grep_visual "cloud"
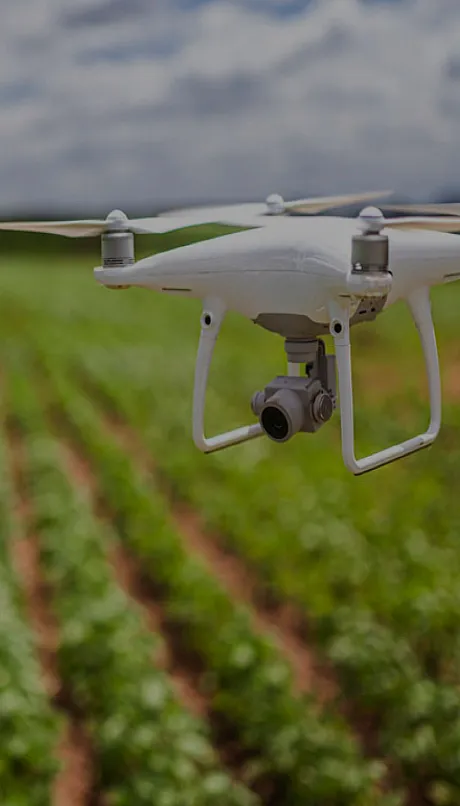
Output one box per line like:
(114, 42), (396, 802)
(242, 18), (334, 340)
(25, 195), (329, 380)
(0, 0), (460, 215)
(61, 0), (152, 28)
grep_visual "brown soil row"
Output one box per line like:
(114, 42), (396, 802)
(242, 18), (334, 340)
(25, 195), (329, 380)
(109, 540), (209, 718)
(69, 380), (334, 694)
(6, 414), (251, 802)
(56, 437), (272, 787)
(6, 425), (97, 806)
(44, 371), (398, 797)
(102, 416), (338, 702)
(59, 438), (211, 720)
(69, 383), (397, 790)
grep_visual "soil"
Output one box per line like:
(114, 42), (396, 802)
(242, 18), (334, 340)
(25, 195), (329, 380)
(6, 426), (96, 806)
(104, 416), (338, 702)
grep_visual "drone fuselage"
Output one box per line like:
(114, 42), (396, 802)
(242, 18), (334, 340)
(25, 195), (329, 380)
(3, 195), (459, 475)
(94, 216), (460, 336)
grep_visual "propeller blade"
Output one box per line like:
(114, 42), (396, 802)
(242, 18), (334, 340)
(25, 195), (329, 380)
(0, 212), (233, 238)
(382, 203), (460, 217)
(0, 194), (397, 240)
(383, 216), (460, 232)
(159, 192), (394, 224)
(0, 220), (108, 237)
(286, 190), (394, 214)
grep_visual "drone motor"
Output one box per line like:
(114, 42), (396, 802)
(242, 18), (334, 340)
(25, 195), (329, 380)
(352, 207), (390, 274)
(102, 230), (135, 269)
(101, 210), (136, 289)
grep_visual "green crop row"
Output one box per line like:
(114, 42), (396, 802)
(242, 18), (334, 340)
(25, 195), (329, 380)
(74, 337), (460, 663)
(7, 259), (459, 666)
(6, 369), (256, 806)
(28, 346), (398, 806)
(4, 258), (460, 803)
(63, 348), (460, 804)
(0, 563), (61, 806)
(0, 409), (61, 805)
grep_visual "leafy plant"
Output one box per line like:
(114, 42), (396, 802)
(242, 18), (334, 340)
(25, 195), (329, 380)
(0, 423), (61, 804)
(9, 372), (255, 806)
(36, 353), (395, 805)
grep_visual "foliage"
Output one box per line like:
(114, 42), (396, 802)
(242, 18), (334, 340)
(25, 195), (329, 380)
(8, 369), (256, 806)
(1, 250), (460, 802)
(0, 418), (61, 804)
(35, 357), (388, 805)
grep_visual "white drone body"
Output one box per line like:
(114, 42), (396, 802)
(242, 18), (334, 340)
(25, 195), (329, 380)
(2, 190), (460, 475)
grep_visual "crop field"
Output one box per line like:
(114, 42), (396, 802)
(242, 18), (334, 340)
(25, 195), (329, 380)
(1, 229), (460, 806)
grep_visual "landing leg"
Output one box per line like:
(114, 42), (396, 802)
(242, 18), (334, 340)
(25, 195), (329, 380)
(192, 298), (264, 453)
(328, 287), (441, 474)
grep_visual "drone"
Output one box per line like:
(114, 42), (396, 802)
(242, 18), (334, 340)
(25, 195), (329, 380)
(2, 189), (460, 476)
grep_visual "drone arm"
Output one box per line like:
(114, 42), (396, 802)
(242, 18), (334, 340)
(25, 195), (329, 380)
(193, 298), (264, 452)
(329, 286), (441, 475)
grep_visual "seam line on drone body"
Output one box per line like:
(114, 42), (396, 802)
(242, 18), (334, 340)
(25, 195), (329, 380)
(146, 267), (339, 278)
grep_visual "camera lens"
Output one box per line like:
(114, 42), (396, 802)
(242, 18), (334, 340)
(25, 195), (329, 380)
(259, 389), (304, 443)
(261, 406), (289, 441)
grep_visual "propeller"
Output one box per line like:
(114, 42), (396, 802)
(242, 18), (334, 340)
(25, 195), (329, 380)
(0, 192), (395, 237)
(3, 197), (459, 242)
(283, 189), (395, 215)
(381, 202), (460, 217)
(357, 206), (460, 234)
(384, 218), (460, 232)
(0, 209), (216, 238)
(159, 190), (395, 224)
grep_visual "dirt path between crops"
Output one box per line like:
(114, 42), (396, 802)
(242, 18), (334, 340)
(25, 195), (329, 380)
(57, 439), (253, 782)
(109, 540), (208, 718)
(77, 397), (394, 778)
(6, 426), (97, 806)
(61, 438), (209, 720)
(41, 370), (402, 791)
(99, 412), (337, 703)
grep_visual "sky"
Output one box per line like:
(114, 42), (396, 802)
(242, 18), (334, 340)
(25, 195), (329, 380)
(1, 0), (460, 215)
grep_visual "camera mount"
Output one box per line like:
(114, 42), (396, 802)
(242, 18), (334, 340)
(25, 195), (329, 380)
(251, 340), (336, 443)
(192, 296), (338, 454)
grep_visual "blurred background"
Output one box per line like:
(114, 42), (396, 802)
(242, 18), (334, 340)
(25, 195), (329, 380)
(2, 0), (460, 219)
(2, 2), (460, 806)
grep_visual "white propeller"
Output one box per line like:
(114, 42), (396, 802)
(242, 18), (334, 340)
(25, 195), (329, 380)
(0, 192), (395, 237)
(381, 202), (460, 217)
(283, 189), (395, 214)
(358, 206), (460, 234)
(0, 209), (217, 238)
(2, 197), (460, 241)
(159, 190), (395, 224)
(384, 217), (460, 232)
